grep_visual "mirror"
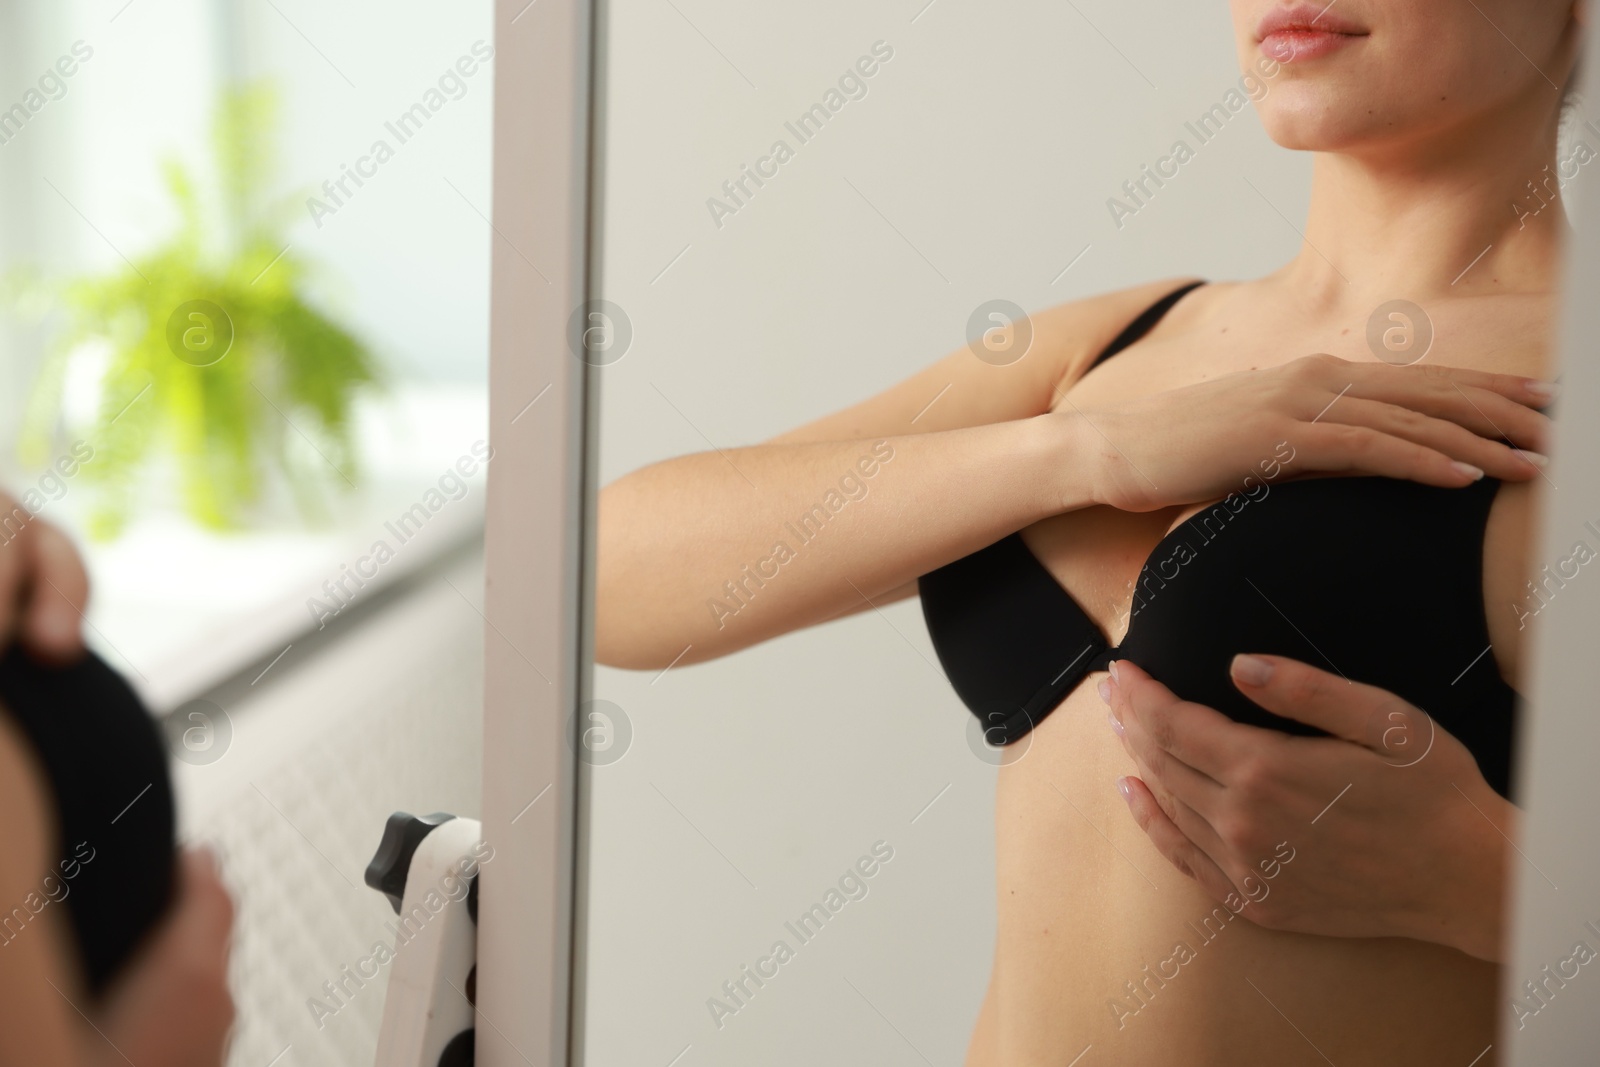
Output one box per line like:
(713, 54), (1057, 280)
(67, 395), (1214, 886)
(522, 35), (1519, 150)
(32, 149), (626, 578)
(576, 1), (1600, 1064)
(1, 3), (493, 1064)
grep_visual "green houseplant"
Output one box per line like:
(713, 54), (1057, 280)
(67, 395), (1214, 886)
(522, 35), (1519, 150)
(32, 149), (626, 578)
(16, 82), (380, 538)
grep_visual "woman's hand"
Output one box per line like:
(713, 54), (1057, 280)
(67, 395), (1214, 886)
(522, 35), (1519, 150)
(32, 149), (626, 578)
(91, 847), (237, 1067)
(1101, 655), (1513, 962)
(0, 491), (88, 663)
(1070, 354), (1551, 512)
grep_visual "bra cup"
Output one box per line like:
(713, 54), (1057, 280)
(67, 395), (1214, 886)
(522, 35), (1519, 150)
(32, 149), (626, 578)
(923, 475), (1519, 799)
(1119, 476), (1516, 796)
(0, 647), (176, 994)
(920, 281), (1518, 800)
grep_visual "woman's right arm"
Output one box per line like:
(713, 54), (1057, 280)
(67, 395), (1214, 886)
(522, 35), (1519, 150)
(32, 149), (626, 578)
(598, 413), (1093, 668)
(596, 282), (1552, 669)
(596, 280), (1199, 669)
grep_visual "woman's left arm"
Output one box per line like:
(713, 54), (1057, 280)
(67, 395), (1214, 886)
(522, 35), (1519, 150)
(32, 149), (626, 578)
(1103, 654), (1513, 962)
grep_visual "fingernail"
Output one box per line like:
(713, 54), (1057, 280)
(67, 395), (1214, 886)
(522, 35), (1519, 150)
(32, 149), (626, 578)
(1115, 776), (1132, 803)
(1516, 449), (1549, 468)
(1232, 653), (1274, 687)
(1107, 660), (1121, 684)
(1526, 379), (1558, 401)
(1450, 460), (1484, 481)
(1106, 709), (1124, 737)
(1097, 678), (1112, 704)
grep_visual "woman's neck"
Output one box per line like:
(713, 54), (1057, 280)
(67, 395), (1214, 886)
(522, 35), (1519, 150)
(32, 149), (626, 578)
(1280, 96), (1570, 314)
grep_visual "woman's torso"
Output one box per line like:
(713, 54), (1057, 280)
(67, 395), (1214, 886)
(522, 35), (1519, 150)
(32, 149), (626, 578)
(966, 278), (1549, 1066)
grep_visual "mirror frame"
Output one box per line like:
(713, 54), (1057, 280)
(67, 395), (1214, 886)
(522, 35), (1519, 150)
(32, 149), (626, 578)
(479, 0), (597, 1063)
(1507, 10), (1600, 1063)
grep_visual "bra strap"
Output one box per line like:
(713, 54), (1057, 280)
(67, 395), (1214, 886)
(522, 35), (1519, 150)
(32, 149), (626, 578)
(1089, 280), (1206, 370)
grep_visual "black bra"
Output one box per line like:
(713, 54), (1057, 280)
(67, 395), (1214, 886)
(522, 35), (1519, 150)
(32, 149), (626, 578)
(919, 282), (1522, 799)
(0, 647), (175, 994)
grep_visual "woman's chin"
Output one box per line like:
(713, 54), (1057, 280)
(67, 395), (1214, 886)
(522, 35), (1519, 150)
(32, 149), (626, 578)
(1257, 100), (1382, 153)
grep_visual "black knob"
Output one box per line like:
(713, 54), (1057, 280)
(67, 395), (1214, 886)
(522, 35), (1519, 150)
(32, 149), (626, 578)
(364, 811), (455, 914)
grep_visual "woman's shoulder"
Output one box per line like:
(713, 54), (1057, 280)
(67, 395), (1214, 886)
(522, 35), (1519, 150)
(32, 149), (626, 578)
(1033, 276), (1240, 391)
(1035, 275), (1207, 345)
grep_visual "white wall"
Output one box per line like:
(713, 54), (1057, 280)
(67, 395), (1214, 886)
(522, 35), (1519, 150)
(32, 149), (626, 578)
(585, 1), (1304, 1063)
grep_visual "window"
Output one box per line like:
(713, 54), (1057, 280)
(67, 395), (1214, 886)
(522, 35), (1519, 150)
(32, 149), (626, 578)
(0, 0), (493, 709)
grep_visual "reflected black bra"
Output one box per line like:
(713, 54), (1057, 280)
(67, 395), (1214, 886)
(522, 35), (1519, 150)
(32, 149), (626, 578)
(0, 646), (175, 994)
(919, 282), (1522, 799)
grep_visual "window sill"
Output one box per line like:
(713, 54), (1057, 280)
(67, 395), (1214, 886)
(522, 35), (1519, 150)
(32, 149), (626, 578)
(52, 383), (488, 713)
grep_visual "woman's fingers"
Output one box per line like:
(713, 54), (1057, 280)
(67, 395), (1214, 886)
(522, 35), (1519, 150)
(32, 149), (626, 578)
(1360, 368), (1551, 451)
(1117, 775), (1239, 903)
(1293, 420), (1496, 487)
(1229, 653), (1432, 756)
(1108, 660), (1263, 784)
(1312, 355), (1554, 413)
(1126, 764), (1231, 866)
(1291, 354), (1550, 449)
(1310, 396), (1544, 481)
(0, 500), (88, 663)
(1403, 362), (1555, 407)
(21, 522), (88, 663)
(1105, 686), (1230, 848)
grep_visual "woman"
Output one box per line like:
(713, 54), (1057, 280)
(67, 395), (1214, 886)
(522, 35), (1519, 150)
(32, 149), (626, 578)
(0, 501), (235, 1066)
(597, 0), (1580, 1062)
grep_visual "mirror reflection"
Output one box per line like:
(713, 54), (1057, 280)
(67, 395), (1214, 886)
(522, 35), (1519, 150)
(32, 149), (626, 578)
(587, 1), (1582, 1064)
(1, 3), (492, 1064)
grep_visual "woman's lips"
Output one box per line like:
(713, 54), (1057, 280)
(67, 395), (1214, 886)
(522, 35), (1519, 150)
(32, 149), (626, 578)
(1259, 27), (1364, 62)
(1256, 4), (1368, 62)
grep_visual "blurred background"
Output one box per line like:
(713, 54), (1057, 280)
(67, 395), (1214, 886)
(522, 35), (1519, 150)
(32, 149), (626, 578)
(0, 2), (491, 1064)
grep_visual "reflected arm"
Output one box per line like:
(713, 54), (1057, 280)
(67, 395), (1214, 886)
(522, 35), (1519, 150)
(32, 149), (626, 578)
(596, 415), (1096, 669)
(592, 280), (1195, 670)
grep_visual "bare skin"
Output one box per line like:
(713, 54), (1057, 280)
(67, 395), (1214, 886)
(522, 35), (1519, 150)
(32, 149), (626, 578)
(600, 275), (1550, 1064)
(967, 278), (1548, 1066)
(597, 0), (1581, 1058)
(958, 0), (1581, 1052)
(0, 494), (90, 665)
(0, 500), (236, 1065)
